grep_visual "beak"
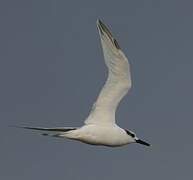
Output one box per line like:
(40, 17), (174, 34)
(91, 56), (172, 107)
(136, 139), (150, 146)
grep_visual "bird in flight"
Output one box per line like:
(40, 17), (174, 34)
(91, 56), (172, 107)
(17, 19), (150, 147)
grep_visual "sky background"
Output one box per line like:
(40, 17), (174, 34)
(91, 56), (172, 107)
(0, 0), (193, 180)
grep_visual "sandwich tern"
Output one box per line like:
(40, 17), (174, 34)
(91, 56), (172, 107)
(17, 20), (150, 147)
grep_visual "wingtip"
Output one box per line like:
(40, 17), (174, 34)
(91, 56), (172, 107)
(9, 125), (33, 130)
(96, 19), (121, 50)
(9, 125), (24, 129)
(96, 19), (106, 29)
(96, 19), (102, 25)
(96, 19), (102, 29)
(96, 19), (104, 35)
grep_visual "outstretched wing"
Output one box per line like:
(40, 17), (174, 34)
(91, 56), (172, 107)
(85, 20), (131, 125)
(13, 125), (76, 134)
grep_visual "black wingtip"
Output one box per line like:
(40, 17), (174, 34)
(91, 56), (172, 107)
(10, 125), (38, 130)
(97, 19), (112, 36)
(9, 125), (27, 129)
(96, 19), (121, 50)
(97, 19), (104, 35)
(97, 19), (104, 26)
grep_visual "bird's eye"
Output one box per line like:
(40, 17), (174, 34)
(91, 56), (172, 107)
(125, 130), (135, 138)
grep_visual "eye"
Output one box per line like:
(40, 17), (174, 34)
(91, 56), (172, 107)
(125, 130), (135, 138)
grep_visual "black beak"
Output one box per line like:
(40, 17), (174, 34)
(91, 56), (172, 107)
(136, 139), (150, 146)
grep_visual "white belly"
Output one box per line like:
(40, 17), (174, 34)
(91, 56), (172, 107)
(63, 124), (132, 147)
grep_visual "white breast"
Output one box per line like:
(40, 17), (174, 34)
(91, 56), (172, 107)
(64, 124), (134, 147)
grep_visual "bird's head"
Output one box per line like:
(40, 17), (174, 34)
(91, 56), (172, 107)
(125, 129), (150, 146)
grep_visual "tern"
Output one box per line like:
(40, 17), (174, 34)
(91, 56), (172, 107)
(17, 20), (150, 147)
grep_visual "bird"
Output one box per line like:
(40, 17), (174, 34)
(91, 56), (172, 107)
(16, 19), (150, 147)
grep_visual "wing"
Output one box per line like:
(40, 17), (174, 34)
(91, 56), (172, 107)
(12, 125), (77, 137)
(85, 20), (131, 125)
(13, 125), (76, 133)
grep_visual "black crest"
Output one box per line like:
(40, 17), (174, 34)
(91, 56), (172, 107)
(125, 129), (135, 138)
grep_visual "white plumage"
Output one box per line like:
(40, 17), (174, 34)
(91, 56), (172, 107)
(85, 20), (131, 125)
(17, 19), (150, 147)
